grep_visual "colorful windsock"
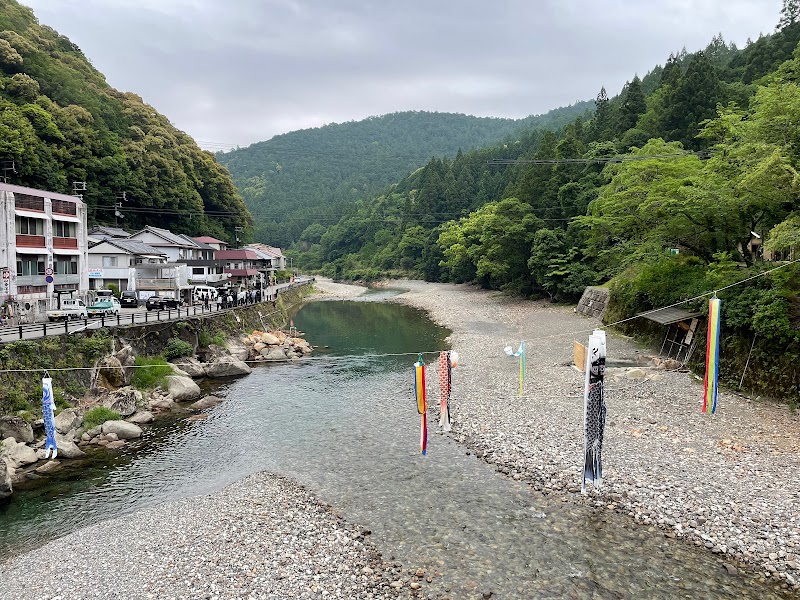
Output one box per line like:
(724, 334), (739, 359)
(703, 297), (721, 414)
(414, 355), (427, 455)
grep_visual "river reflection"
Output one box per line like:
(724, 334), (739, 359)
(0, 298), (790, 598)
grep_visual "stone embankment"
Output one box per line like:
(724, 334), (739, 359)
(388, 280), (800, 595)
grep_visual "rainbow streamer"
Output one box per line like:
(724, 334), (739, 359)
(504, 341), (526, 396)
(414, 356), (427, 455)
(703, 297), (722, 414)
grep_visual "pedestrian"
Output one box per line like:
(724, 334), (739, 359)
(203, 293), (210, 310)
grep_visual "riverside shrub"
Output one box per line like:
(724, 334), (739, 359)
(83, 407), (120, 430)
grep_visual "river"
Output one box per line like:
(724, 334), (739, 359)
(0, 291), (789, 598)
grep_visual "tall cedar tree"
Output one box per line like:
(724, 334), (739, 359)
(617, 75), (646, 133)
(779, 0), (800, 30)
(590, 87), (613, 141)
(662, 51), (722, 149)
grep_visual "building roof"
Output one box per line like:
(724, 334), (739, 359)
(193, 236), (227, 245)
(246, 246), (278, 260)
(638, 306), (702, 325)
(90, 238), (167, 257)
(247, 243), (283, 258)
(226, 268), (260, 277)
(88, 226), (131, 239)
(0, 182), (85, 205)
(215, 249), (261, 260)
(180, 233), (213, 250)
(133, 225), (199, 248)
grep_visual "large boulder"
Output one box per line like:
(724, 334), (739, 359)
(2, 438), (37, 467)
(102, 387), (141, 417)
(53, 433), (86, 458)
(97, 356), (126, 389)
(127, 411), (154, 424)
(0, 458), (12, 499)
(225, 342), (249, 362)
(260, 332), (280, 346)
(54, 408), (82, 434)
(189, 395), (224, 411)
(0, 416), (34, 443)
(101, 420), (142, 440)
(206, 356), (252, 378)
(170, 356), (207, 378)
(261, 347), (287, 361)
(164, 375), (202, 402)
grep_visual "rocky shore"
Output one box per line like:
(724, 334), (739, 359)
(387, 280), (800, 594)
(0, 472), (406, 599)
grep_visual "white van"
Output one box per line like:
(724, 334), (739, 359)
(190, 285), (218, 304)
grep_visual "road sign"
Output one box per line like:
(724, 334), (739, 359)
(45, 267), (54, 276)
(45, 275), (54, 283)
(2, 270), (9, 280)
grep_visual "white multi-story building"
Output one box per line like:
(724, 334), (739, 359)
(0, 183), (88, 321)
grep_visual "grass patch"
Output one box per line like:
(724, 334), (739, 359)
(212, 333), (226, 346)
(130, 356), (173, 390)
(83, 406), (120, 430)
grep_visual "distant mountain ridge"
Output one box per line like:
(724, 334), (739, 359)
(217, 105), (593, 246)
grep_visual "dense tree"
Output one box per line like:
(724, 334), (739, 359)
(779, 0), (800, 30)
(617, 76), (646, 133)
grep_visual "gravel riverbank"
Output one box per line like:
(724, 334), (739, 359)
(0, 473), (409, 599)
(388, 280), (800, 595)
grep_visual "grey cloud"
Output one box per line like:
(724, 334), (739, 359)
(21, 0), (780, 148)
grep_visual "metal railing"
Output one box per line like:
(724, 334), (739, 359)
(0, 280), (312, 344)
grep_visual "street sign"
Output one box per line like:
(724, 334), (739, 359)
(2, 270), (9, 280)
(45, 275), (54, 283)
(45, 267), (54, 276)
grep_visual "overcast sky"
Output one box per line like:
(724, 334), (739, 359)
(21, 0), (781, 151)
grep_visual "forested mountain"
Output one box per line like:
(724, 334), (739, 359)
(217, 105), (592, 247)
(0, 0), (251, 242)
(302, 14), (800, 400)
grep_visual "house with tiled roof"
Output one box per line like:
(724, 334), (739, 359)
(87, 238), (169, 293)
(128, 226), (200, 262)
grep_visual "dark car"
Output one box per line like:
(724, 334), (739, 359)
(145, 295), (180, 311)
(120, 291), (139, 307)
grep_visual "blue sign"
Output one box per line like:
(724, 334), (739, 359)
(45, 275), (54, 283)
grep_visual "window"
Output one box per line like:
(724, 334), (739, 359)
(54, 256), (78, 275)
(53, 221), (76, 238)
(16, 256), (45, 276)
(192, 267), (205, 275)
(102, 256), (118, 267)
(15, 217), (44, 235)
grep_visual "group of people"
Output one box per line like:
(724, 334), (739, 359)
(215, 289), (263, 310)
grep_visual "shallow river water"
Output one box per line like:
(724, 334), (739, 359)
(0, 292), (791, 598)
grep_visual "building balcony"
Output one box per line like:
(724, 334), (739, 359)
(16, 275), (46, 286)
(16, 234), (46, 248)
(51, 199), (77, 216)
(53, 237), (78, 249)
(136, 277), (176, 290)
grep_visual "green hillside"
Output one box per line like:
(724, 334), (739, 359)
(0, 0), (251, 242)
(217, 106), (592, 247)
(300, 20), (800, 401)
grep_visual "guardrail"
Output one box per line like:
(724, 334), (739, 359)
(0, 280), (313, 345)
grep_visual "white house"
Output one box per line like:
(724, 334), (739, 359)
(0, 182), (89, 321)
(86, 239), (168, 292)
(128, 226), (200, 262)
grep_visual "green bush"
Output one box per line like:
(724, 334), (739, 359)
(212, 333), (226, 346)
(83, 406), (120, 430)
(163, 337), (193, 360)
(106, 283), (120, 298)
(198, 330), (212, 347)
(130, 356), (173, 390)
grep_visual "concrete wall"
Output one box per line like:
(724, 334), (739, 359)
(576, 286), (610, 320)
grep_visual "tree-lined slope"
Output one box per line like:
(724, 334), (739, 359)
(217, 106), (593, 247)
(0, 0), (251, 241)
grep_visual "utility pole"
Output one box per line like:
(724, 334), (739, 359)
(71, 181), (86, 200)
(234, 226), (244, 248)
(114, 191), (126, 227)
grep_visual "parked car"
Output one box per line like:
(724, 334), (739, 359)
(120, 290), (139, 307)
(87, 297), (121, 317)
(46, 298), (88, 321)
(145, 295), (181, 311)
